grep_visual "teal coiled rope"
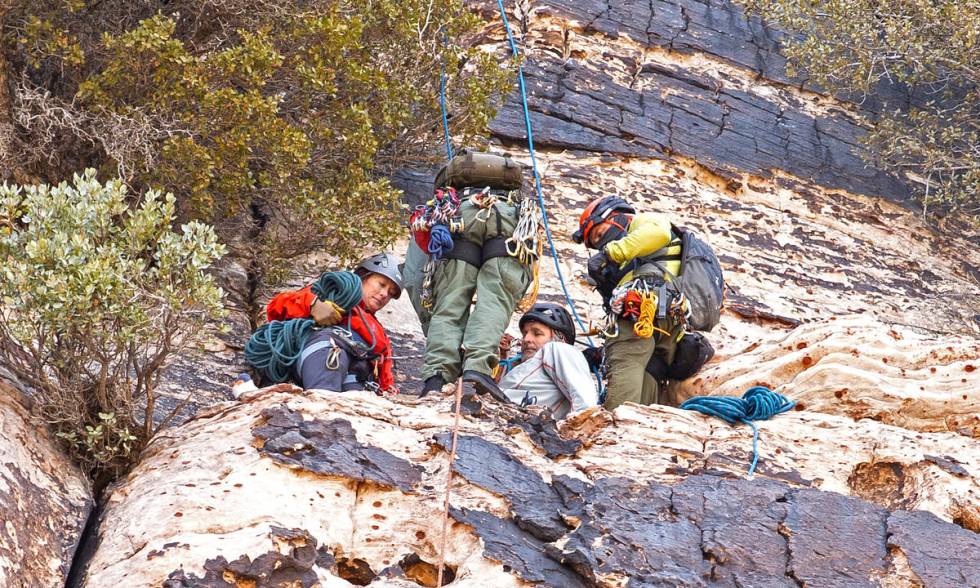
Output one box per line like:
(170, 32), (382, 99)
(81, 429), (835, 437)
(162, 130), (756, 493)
(245, 271), (363, 383)
(681, 386), (796, 477)
(311, 270), (362, 309)
(245, 318), (318, 383)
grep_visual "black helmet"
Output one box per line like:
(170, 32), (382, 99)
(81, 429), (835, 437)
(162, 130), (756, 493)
(519, 303), (576, 344)
(355, 253), (403, 298)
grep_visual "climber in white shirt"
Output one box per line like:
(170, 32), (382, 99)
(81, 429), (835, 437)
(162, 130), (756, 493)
(495, 303), (599, 418)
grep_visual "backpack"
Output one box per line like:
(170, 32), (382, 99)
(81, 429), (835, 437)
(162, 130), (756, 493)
(653, 226), (725, 332)
(434, 149), (524, 190)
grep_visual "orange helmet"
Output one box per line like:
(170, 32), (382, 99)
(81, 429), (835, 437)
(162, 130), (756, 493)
(572, 196), (635, 247)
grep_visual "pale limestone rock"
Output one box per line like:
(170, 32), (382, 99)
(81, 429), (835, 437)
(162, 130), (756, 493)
(83, 386), (978, 587)
(0, 383), (93, 587)
(670, 316), (980, 437)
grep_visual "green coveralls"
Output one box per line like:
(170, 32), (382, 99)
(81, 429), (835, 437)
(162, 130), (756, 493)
(604, 308), (683, 410)
(421, 197), (531, 382)
(599, 212), (684, 411)
(402, 238), (433, 335)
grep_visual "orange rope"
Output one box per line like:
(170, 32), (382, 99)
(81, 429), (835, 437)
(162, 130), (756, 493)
(436, 379), (463, 586)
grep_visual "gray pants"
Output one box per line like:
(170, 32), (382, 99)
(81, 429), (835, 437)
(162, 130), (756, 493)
(295, 330), (365, 392)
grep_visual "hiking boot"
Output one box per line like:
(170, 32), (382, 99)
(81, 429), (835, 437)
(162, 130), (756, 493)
(419, 374), (447, 398)
(462, 370), (511, 404)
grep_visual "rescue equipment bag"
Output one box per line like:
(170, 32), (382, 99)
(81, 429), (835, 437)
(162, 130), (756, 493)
(434, 149), (524, 190)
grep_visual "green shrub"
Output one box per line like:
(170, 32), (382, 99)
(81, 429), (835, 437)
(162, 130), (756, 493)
(0, 169), (225, 479)
(738, 0), (979, 219)
(5, 1), (512, 272)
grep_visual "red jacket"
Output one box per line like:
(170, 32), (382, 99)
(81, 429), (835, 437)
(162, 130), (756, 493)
(266, 285), (396, 393)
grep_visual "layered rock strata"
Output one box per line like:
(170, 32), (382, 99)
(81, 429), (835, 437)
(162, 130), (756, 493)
(83, 386), (979, 587)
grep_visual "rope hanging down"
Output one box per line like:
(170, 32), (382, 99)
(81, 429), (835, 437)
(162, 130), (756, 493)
(494, 0), (606, 397)
(438, 27), (454, 161)
(681, 386), (796, 477)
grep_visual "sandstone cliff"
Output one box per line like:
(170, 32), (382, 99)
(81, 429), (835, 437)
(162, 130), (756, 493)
(82, 385), (978, 586)
(0, 382), (93, 587)
(1, 0), (978, 586)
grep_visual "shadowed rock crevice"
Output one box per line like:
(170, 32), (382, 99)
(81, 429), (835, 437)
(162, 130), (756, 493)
(253, 405), (422, 493)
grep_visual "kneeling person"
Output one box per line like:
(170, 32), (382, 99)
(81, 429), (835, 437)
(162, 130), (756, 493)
(498, 303), (598, 418)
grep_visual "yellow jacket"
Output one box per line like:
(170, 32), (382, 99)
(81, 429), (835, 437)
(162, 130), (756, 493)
(604, 212), (681, 287)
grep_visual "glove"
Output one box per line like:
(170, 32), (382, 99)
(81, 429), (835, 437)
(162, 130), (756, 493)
(310, 298), (343, 326)
(587, 251), (612, 284)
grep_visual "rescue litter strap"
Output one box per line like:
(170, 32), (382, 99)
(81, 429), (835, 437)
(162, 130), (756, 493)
(681, 386), (796, 477)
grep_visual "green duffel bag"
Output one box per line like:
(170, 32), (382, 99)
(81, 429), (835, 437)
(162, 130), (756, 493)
(434, 149), (524, 190)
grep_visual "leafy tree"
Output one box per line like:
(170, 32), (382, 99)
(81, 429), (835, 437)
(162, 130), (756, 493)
(0, 170), (225, 482)
(739, 0), (979, 219)
(1, 0), (511, 277)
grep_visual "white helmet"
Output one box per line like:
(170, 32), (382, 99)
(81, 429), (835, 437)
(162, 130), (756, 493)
(355, 253), (403, 298)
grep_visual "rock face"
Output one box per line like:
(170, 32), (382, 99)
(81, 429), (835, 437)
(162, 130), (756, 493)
(83, 386), (978, 587)
(670, 317), (980, 437)
(75, 1), (980, 584)
(0, 382), (93, 587)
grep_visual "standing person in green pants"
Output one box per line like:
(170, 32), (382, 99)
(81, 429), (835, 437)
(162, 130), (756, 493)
(414, 150), (533, 398)
(572, 196), (688, 410)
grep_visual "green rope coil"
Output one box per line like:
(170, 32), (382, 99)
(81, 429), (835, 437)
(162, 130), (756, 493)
(244, 318), (318, 383)
(311, 271), (362, 311)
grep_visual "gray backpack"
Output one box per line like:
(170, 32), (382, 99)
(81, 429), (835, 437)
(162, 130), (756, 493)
(651, 226), (725, 332)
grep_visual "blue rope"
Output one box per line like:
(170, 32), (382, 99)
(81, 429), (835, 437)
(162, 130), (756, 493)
(244, 318), (317, 383)
(427, 223), (455, 260)
(495, 0), (604, 395)
(681, 386), (796, 477)
(439, 28), (454, 161)
(310, 271), (362, 311)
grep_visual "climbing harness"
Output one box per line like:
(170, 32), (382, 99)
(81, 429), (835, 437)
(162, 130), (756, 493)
(681, 386), (796, 477)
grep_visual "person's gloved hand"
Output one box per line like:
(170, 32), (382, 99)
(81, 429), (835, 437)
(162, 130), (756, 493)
(310, 298), (343, 326)
(587, 250), (612, 284)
